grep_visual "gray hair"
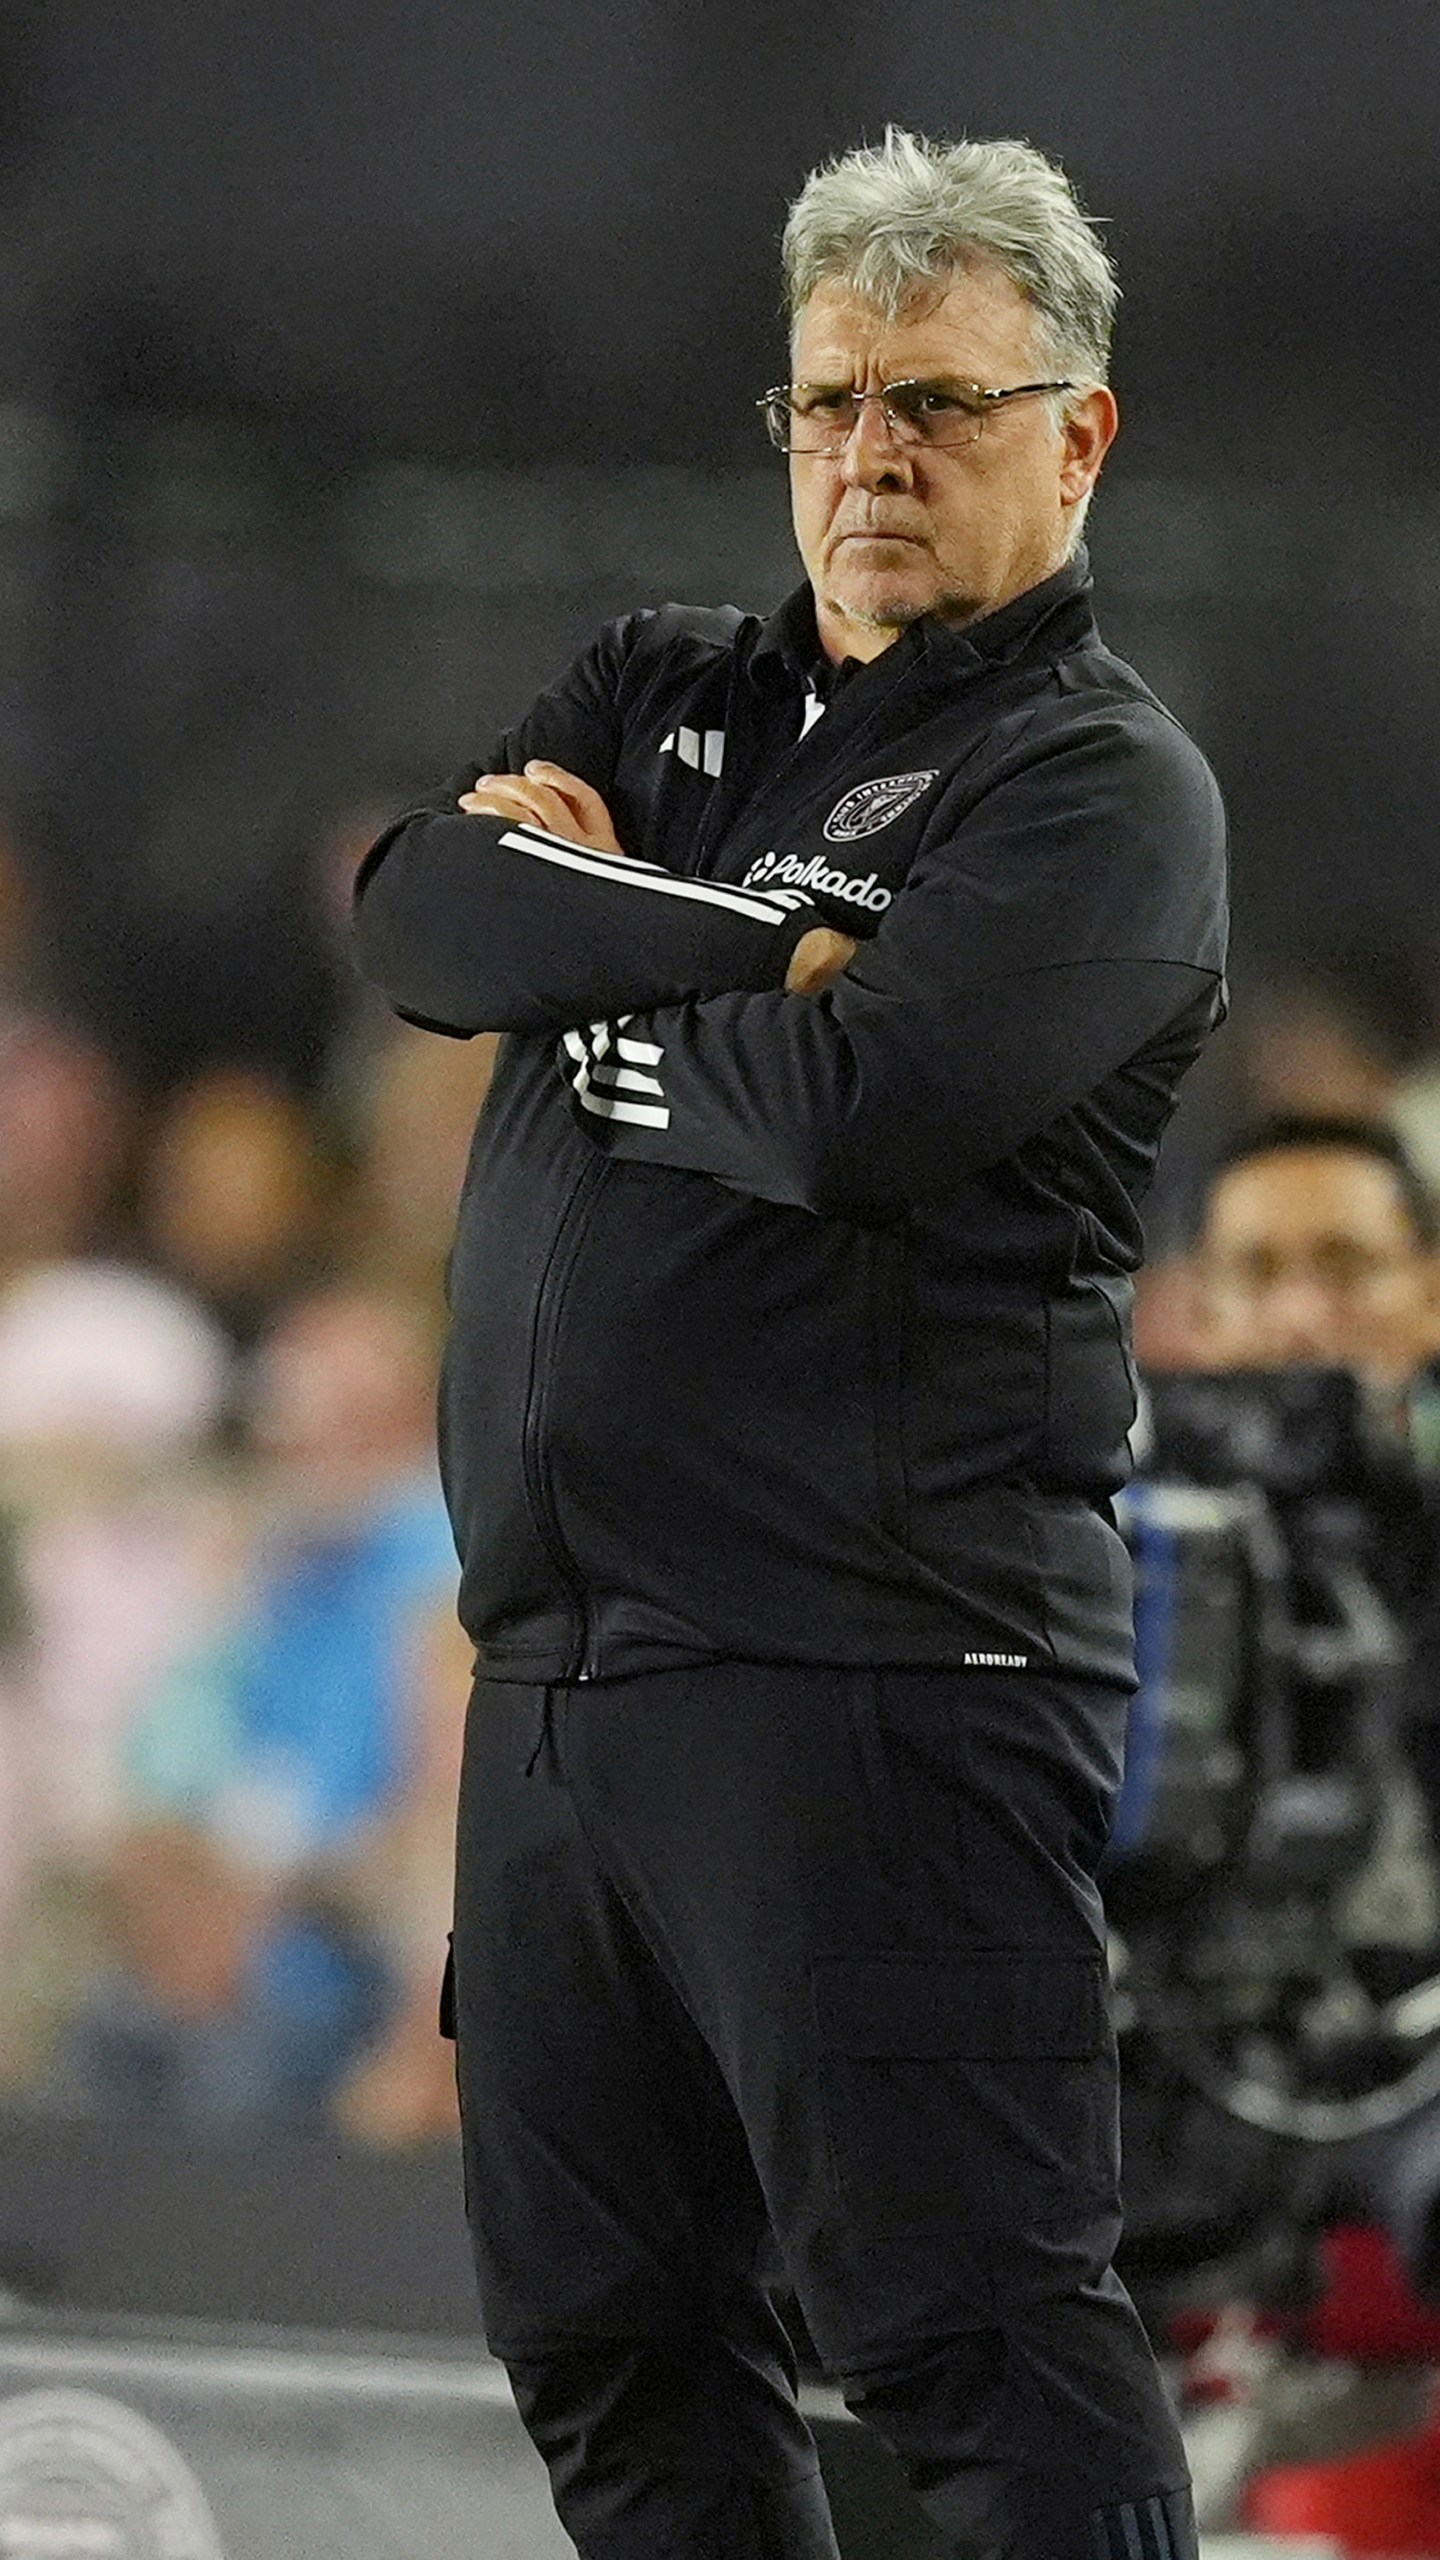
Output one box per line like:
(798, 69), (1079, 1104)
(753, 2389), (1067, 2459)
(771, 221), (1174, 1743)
(782, 128), (1118, 389)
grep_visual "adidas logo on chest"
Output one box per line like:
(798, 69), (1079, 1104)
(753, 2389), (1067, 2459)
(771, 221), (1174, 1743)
(659, 725), (725, 777)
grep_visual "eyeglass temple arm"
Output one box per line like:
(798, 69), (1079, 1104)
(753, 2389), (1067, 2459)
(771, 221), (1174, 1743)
(982, 380), (1075, 404)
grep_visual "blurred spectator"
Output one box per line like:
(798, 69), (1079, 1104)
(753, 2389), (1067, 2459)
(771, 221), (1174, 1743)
(308, 780), (433, 1141)
(1131, 1251), (1208, 1373)
(138, 1066), (339, 1349)
(1137, 947), (1440, 1365)
(340, 1022), (498, 1313)
(329, 1583), (471, 2150)
(0, 1260), (232, 1467)
(52, 1283), (468, 2141)
(304, 777), (500, 1313)
(1194, 1114), (1440, 1386)
(1184, 1116), (1440, 1958)
(73, 1818), (385, 2139)
(0, 1261), (235, 2086)
(0, 1010), (135, 1286)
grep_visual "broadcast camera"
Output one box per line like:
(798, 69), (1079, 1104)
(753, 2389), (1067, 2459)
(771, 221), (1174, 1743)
(1109, 1363), (1440, 2296)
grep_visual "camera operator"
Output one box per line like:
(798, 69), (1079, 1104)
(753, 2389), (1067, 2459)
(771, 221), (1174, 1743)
(1113, 1114), (1440, 2351)
(1197, 1113), (1440, 1837)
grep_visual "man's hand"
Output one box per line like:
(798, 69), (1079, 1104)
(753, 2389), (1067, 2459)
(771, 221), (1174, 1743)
(457, 764), (854, 993)
(459, 760), (628, 857)
(786, 926), (858, 994)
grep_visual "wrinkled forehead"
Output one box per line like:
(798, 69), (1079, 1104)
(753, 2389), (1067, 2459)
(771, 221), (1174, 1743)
(790, 265), (1042, 379)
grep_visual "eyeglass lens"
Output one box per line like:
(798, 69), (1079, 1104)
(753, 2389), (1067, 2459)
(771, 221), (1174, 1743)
(769, 380), (987, 453)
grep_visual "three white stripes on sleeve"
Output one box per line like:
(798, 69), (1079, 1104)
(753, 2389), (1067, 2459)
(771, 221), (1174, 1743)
(561, 1020), (670, 1129)
(494, 825), (810, 925)
(491, 819), (816, 1132)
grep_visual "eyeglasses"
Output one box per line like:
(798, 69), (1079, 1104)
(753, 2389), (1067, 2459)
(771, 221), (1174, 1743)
(757, 375), (1075, 455)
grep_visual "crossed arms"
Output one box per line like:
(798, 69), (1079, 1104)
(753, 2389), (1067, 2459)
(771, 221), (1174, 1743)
(352, 717), (1225, 1222)
(350, 756), (850, 1039)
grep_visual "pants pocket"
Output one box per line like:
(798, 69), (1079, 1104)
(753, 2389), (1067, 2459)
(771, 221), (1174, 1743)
(813, 1949), (1117, 2244)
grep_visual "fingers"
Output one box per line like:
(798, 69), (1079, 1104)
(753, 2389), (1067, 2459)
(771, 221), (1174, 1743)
(459, 761), (627, 858)
(784, 927), (858, 995)
(458, 775), (577, 834)
(522, 761), (607, 826)
(522, 762), (626, 857)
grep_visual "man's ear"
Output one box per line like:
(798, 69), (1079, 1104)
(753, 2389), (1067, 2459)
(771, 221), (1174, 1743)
(1059, 386), (1119, 513)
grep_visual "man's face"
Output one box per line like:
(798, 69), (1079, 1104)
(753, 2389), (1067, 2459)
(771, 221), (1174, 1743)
(788, 267), (1117, 664)
(1199, 1146), (1440, 1386)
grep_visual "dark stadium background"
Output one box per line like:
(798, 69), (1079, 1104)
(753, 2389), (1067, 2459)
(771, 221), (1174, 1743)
(0, 0), (1434, 1081)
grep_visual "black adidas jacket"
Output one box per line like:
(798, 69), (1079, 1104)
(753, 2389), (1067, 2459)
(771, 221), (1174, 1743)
(352, 552), (1227, 1688)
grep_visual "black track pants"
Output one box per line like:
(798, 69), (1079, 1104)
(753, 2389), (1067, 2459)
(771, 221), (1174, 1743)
(450, 1662), (1194, 2560)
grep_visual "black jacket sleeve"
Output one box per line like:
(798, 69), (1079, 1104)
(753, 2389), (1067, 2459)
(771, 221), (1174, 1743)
(350, 614), (814, 1035)
(556, 708), (1228, 1219)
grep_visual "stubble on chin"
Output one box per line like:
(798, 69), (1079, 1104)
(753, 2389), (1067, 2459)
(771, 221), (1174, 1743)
(843, 602), (923, 635)
(828, 582), (984, 637)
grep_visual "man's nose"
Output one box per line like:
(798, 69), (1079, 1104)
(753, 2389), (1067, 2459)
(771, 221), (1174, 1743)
(1256, 1275), (1343, 1363)
(839, 401), (915, 490)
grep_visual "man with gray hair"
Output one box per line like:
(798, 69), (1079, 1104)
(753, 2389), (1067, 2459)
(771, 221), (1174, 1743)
(354, 129), (1226, 2560)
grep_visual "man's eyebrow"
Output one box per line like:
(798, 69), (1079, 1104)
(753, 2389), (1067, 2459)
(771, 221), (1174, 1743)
(800, 369), (981, 389)
(793, 369), (975, 390)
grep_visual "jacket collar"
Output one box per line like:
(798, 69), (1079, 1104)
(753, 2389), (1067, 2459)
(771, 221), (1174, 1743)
(751, 547), (1096, 690)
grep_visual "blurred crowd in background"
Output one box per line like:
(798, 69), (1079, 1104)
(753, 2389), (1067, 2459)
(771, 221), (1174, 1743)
(0, 800), (494, 2151)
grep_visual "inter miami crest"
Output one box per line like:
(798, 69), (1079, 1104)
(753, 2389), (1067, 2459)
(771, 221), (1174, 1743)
(823, 770), (937, 843)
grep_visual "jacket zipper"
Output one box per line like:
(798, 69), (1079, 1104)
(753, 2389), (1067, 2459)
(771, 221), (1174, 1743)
(521, 1156), (606, 1680)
